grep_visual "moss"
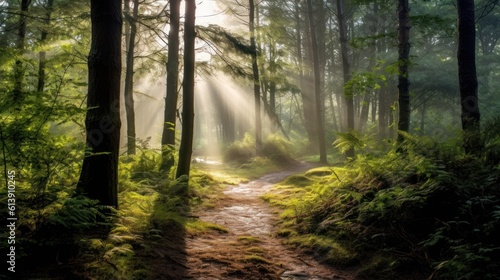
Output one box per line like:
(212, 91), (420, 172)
(237, 235), (261, 245)
(246, 246), (266, 254)
(243, 255), (272, 264)
(185, 220), (228, 234)
(281, 174), (314, 187)
(275, 228), (296, 238)
(204, 222), (229, 233)
(304, 167), (334, 177)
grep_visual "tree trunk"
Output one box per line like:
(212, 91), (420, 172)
(13, 0), (31, 103)
(160, 0), (180, 171)
(327, 18), (339, 132)
(176, 0), (196, 178)
(378, 20), (389, 141)
(77, 0), (122, 208)
(359, 1), (378, 132)
(358, 95), (370, 132)
(397, 0), (411, 142)
(371, 93), (377, 124)
(378, 87), (387, 140)
(336, 0), (354, 158)
(296, 0), (316, 147)
(457, 0), (481, 154)
(37, 0), (53, 94)
(123, 0), (139, 155)
(269, 80), (276, 115)
(250, 0), (262, 155)
(419, 101), (426, 135)
(307, 0), (327, 163)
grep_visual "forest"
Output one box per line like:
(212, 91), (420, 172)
(1, 0), (499, 279)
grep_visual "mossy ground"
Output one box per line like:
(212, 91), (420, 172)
(264, 135), (500, 280)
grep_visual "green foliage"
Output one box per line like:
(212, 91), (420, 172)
(262, 134), (296, 165)
(47, 196), (108, 230)
(160, 143), (177, 172)
(269, 132), (500, 279)
(223, 133), (255, 163)
(223, 133), (296, 166)
(333, 131), (367, 155)
(130, 149), (162, 180)
(343, 61), (387, 98)
(483, 116), (500, 165)
(0, 1), (91, 267)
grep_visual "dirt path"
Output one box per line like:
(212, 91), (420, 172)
(183, 164), (356, 280)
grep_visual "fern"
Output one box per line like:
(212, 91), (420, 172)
(47, 196), (107, 230)
(333, 131), (365, 154)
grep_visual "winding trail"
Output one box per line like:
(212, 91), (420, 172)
(183, 164), (355, 280)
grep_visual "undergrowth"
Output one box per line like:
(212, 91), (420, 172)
(266, 129), (500, 279)
(78, 150), (230, 279)
(6, 149), (231, 279)
(224, 133), (296, 166)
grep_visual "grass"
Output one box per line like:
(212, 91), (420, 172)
(265, 133), (500, 279)
(264, 167), (359, 266)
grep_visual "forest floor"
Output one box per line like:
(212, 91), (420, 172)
(147, 162), (357, 280)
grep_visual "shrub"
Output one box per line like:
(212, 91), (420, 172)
(223, 133), (254, 163)
(273, 131), (500, 279)
(262, 134), (296, 165)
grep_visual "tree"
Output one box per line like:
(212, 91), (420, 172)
(160, 0), (180, 171)
(13, 0), (31, 103)
(294, 0), (317, 148)
(250, 0), (263, 155)
(123, 0), (139, 155)
(77, 0), (122, 208)
(37, 0), (54, 94)
(176, 0), (196, 178)
(457, 0), (481, 154)
(335, 0), (354, 158)
(307, 0), (327, 163)
(397, 0), (410, 141)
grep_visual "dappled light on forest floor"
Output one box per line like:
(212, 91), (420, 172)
(193, 157), (223, 165)
(183, 162), (356, 280)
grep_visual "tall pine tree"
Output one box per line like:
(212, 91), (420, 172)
(77, 0), (122, 207)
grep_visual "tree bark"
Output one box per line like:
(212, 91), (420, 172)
(327, 18), (339, 132)
(37, 0), (53, 94)
(161, 0), (180, 171)
(295, 0), (316, 147)
(397, 0), (411, 142)
(457, 0), (481, 154)
(358, 1), (378, 132)
(336, 0), (354, 158)
(77, 0), (122, 208)
(176, 0), (196, 178)
(123, 0), (139, 155)
(13, 0), (31, 103)
(307, 0), (327, 163)
(250, 0), (263, 155)
(378, 87), (387, 140)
